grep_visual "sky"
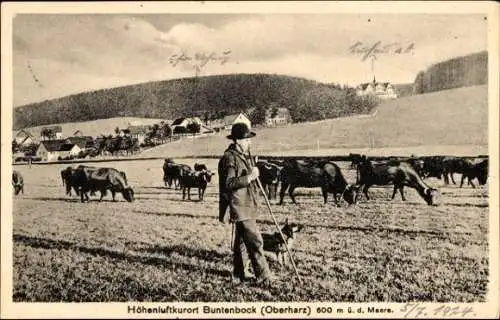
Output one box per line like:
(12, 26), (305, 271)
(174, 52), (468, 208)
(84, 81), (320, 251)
(12, 14), (487, 107)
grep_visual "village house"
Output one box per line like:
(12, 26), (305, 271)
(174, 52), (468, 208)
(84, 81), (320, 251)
(356, 77), (398, 100)
(265, 107), (291, 127)
(126, 125), (150, 145)
(14, 129), (36, 147)
(65, 136), (94, 152)
(36, 140), (81, 162)
(171, 117), (207, 135)
(40, 125), (63, 140)
(171, 117), (189, 133)
(223, 113), (252, 131)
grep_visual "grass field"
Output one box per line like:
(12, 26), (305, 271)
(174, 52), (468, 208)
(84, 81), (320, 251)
(145, 85), (487, 158)
(12, 158), (489, 302)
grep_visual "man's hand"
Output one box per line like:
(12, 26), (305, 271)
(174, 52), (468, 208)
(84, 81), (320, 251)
(247, 166), (260, 184)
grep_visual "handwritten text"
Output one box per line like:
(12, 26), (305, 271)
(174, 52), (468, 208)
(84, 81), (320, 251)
(349, 41), (415, 61)
(169, 50), (232, 68)
(400, 302), (476, 318)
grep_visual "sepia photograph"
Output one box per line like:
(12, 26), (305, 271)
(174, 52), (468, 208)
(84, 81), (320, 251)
(1, 1), (498, 318)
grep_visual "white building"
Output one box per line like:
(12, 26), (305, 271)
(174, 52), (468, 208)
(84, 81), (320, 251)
(223, 113), (252, 130)
(265, 107), (291, 126)
(36, 140), (81, 161)
(171, 117), (206, 135)
(356, 77), (398, 100)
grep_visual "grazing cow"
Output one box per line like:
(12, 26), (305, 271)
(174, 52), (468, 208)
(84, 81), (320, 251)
(355, 158), (439, 205)
(74, 166), (134, 202)
(194, 163), (208, 171)
(179, 170), (214, 201)
(256, 160), (282, 200)
(120, 171), (128, 185)
(279, 160), (357, 205)
(61, 166), (79, 196)
(460, 158), (488, 188)
(12, 170), (24, 195)
(407, 157), (425, 178)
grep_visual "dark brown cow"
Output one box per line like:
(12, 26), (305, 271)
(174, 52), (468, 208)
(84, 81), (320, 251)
(442, 156), (471, 185)
(163, 160), (191, 189)
(349, 153), (363, 169)
(74, 166), (134, 202)
(279, 160), (356, 205)
(460, 158), (488, 188)
(12, 170), (24, 195)
(421, 156), (445, 180)
(61, 166), (79, 196)
(256, 160), (282, 200)
(194, 163), (208, 171)
(355, 158), (439, 205)
(179, 170), (214, 201)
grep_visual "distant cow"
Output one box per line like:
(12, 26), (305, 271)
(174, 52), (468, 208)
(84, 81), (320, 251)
(163, 159), (176, 188)
(460, 158), (488, 188)
(61, 166), (79, 196)
(179, 170), (214, 201)
(12, 170), (24, 195)
(355, 158), (439, 205)
(74, 166), (134, 202)
(163, 160), (192, 189)
(422, 156), (445, 180)
(349, 153), (363, 169)
(194, 163), (208, 171)
(256, 160), (282, 200)
(279, 159), (357, 205)
(442, 156), (471, 185)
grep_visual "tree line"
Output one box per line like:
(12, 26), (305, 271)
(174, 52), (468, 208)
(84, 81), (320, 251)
(413, 51), (487, 94)
(14, 74), (379, 129)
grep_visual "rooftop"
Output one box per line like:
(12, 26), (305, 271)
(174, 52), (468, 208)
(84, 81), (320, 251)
(41, 125), (62, 133)
(40, 140), (76, 152)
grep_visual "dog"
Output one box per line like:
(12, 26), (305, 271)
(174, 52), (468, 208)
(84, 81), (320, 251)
(261, 218), (304, 268)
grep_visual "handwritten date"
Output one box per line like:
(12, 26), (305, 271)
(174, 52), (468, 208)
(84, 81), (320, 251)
(400, 302), (475, 318)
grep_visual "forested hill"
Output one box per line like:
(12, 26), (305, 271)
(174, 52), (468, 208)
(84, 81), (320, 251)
(413, 51), (487, 94)
(13, 74), (377, 130)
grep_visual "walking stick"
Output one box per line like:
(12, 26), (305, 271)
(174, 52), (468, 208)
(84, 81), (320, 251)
(230, 222), (235, 251)
(248, 151), (303, 284)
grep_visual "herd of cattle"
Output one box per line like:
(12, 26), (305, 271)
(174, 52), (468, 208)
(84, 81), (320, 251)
(160, 154), (489, 206)
(12, 154), (488, 206)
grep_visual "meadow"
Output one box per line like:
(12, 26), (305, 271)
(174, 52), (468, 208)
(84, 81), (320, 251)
(145, 85), (488, 158)
(12, 158), (489, 302)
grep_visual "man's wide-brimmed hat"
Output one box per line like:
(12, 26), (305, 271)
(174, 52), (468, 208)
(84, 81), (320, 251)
(227, 122), (256, 140)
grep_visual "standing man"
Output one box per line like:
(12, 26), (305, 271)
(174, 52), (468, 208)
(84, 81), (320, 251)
(218, 122), (273, 286)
